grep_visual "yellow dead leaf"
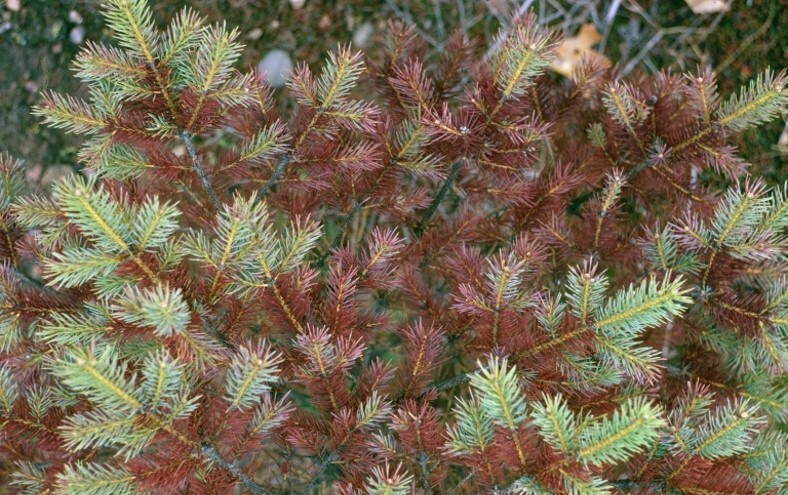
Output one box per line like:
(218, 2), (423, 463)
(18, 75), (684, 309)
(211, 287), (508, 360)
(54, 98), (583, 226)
(777, 122), (787, 155)
(685, 0), (730, 14)
(550, 23), (611, 78)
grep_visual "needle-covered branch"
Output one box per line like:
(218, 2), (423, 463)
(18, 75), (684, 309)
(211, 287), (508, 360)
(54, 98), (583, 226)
(1, 1), (786, 494)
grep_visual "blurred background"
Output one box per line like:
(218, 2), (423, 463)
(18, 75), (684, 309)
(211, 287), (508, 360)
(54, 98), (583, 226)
(1, 0), (784, 183)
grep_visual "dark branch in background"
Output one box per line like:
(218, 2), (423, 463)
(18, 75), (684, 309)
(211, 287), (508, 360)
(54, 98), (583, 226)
(315, 158), (463, 267)
(414, 160), (462, 236)
(428, 371), (471, 393)
(199, 313), (235, 351)
(201, 444), (269, 495)
(315, 199), (364, 266)
(417, 453), (431, 492)
(625, 157), (656, 179)
(301, 452), (339, 494)
(179, 129), (221, 210)
(256, 109), (324, 204)
(8, 263), (61, 295)
(257, 155), (291, 201)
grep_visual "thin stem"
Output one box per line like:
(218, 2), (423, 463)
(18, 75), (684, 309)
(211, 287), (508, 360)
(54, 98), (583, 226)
(179, 130), (221, 210)
(257, 109), (321, 203)
(257, 155), (291, 201)
(201, 444), (269, 495)
(428, 372), (471, 393)
(300, 452), (339, 494)
(418, 453), (431, 492)
(624, 158), (652, 179)
(199, 313), (234, 351)
(414, 160), (462, 236)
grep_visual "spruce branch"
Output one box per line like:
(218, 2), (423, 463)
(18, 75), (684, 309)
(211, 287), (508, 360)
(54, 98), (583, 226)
(576, 397), (665, 466)
(0, 366), (19, 413)
(111, 284), (191, 336)
(45, 248), (123, 288)
(717, 69), (787, 131)
(603, 82), (648, 153)
(470, 356), (528, 467)
(446, 393), (494, 455)
(9, 462), (48, 495)
(103, 0), (179, 119)
(672, 69), (787, 153)
(695, 180), (775, 286)
(48, 176), (165, 285)
(33, 92), (107, 135)
(495, 22), (554, 101)
(365, 463), (414, 495)
(746, 431), (788, 494)
(182, 23), (243, 129)
(158, 6), (204, 66)
(224, 341), (282, 410)
(688, 399), (764, 459)
(566, 260), (608, 323)
(103, 0), (160, 62)
(73, 41), (147, 84)
(594, 274), (690, 335)
(470, 356), (528, 431)
(4, 1), (788, 492)
(52, 346), (143, 413)
(592, 169), (625, 251)
(218, 123), (289, 173)
(56, 462), (136, 495)
(316, 45), (365, 110)
(530, 393), (577, 454)
(92, 144), (151, 181)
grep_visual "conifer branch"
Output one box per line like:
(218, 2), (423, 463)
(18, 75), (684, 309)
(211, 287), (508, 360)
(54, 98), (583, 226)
(5, 2), (787, 493)
(672, 69), (786, 153)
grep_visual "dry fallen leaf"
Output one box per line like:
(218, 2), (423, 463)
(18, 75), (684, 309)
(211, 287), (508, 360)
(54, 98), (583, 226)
(550, 23), (611, 78)
(318, 14), (331, 31)
(685, 0), (730, 14)
(777, 122), (787, 155)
